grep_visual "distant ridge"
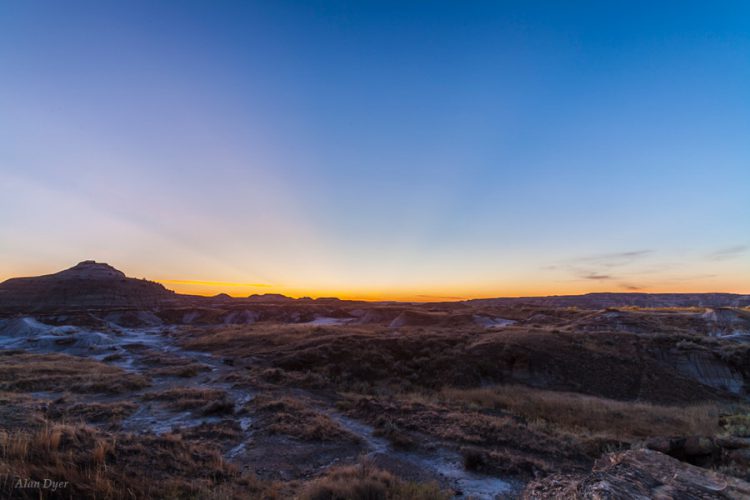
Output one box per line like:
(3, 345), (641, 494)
(247, 293), (294, 303)
(467, 292), (750, 309)
(0, 260), (175, 312)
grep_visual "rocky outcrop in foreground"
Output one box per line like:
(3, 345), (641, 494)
(523, 449), (750, 499)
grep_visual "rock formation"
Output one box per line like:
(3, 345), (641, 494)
(0, 261), (175, 312)
(523, 449), (750, 499)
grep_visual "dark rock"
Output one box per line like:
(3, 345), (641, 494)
(523, 449), (750, 499)
(684, 436), (717, 457)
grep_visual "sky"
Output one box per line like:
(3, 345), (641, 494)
(0, 1), (748, 300)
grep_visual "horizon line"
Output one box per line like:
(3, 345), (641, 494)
(155, 283), (750, 303)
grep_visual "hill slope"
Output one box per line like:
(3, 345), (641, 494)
(0, 261), (175, 312)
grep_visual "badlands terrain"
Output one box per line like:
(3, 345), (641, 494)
(1, 261), (750, 499)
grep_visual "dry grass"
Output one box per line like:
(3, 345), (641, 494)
(181, 324), (389, 355)
(440, 385), (719, 438)
(138, 349), (211, 378)
(252, 395), (359, 442)
(148, 363), (210, 378)
(179, 323), (729, 404)
(45, 399), (139, 426)
(342, 392), (592, 476)
(0, 351), (150, 394)
(0, 422), (278, 499)
(0, 392), (46, 432)
(619, 307), (709, 313)
(340, 388), (723, 478)
(179, 420), (244, 443)
(182, 324), (487, 393)
(301, 460), (450, 500)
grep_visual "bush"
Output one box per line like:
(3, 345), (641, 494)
(301, 460), (449, 500)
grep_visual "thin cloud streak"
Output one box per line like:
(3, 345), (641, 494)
(706, 245), (748, 261)
(581, 273), (614, 280)
(619, 283), (644, 291)
(569, 250), (653, 267)
(545, 249), (653, 283)
(660, 274), (719, 282)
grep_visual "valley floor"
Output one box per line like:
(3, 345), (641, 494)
(1, 306), (750, 499)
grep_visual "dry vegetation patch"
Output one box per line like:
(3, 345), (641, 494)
(0, 351), (150, 394)
(45, 399), (139, 426)
(179, 420), (244, 444)
(0, 392), (46, 432)
(301, 460), (450, 500)
(0, 423), (278, 499)
(440, 385), (719, 439)
(179, 324), (732, 404)
(147, 362), (211, 378)
(252, 395), (359, 442)
(340, 393), (590, 476)
(138, 349), (211, 378)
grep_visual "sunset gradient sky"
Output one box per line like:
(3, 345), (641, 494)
(1, 1), (748, 300)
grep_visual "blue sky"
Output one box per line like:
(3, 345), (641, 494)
(1, 1), (748, 299)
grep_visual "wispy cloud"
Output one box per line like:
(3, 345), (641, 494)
(619, 283), (643, 291)
(569, 250), (653, 267)
(661, 273), (718, 282)
(581, 273), (614, 280)
(705, 245), (748, 261)
(544, 249), (653, 282)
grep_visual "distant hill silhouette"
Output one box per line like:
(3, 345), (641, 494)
(467, 292), (750, 309)
(0, 261), (175, 312)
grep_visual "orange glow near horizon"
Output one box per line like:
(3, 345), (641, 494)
(153, 278), (750, 303)
(2, 258), (748, 303)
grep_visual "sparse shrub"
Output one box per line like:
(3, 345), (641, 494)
(720, 411), (750, 437)
(373, 420), (416, 450)
(301, 460), (449, 500)
(252, 395), (359, 442)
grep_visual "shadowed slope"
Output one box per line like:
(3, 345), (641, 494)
(0, 261), (175, 312)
